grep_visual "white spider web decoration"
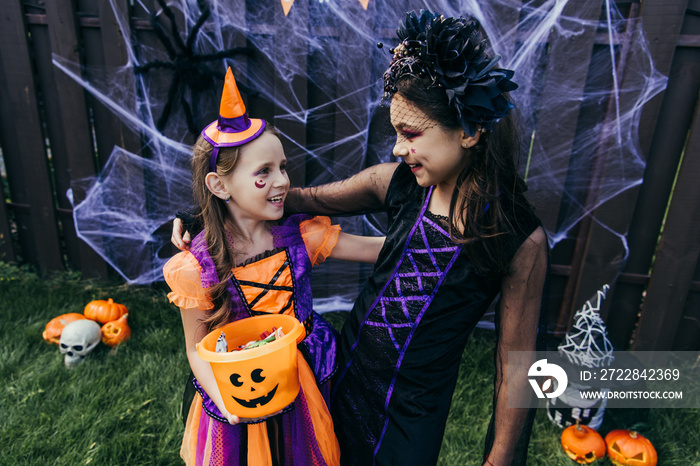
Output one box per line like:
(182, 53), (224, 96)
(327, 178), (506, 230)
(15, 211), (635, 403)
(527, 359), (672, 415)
(52, 0), (668, 323)
(558, 284), (615, 369)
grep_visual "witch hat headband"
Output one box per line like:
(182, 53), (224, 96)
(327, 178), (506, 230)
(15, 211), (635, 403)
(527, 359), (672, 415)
(202, 67), (266, 172)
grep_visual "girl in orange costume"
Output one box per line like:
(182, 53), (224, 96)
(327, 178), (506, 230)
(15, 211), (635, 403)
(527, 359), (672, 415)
(163, 68), (383, 465)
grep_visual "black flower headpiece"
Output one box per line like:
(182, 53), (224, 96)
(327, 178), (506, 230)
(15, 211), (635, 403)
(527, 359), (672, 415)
(383, 10), (518, 136)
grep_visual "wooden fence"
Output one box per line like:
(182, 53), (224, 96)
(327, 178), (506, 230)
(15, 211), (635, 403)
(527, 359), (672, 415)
(0, 0), (698, 351)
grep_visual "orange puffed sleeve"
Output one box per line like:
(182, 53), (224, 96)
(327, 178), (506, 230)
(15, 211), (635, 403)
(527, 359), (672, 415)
(162, 251), (214, 310)
(299, 216), (341, 266)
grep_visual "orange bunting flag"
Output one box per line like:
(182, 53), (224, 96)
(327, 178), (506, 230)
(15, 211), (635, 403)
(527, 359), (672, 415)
(358, 0), (369, 9)
(281, 0), (294, 16)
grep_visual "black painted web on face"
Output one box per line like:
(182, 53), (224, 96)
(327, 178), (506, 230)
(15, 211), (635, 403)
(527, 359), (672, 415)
(388, 94), (440, 146)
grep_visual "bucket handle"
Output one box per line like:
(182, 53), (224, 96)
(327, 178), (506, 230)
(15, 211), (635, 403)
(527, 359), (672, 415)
(292, 322), (305, 345)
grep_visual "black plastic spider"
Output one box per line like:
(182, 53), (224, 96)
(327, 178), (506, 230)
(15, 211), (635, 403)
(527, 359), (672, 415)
(133, 0), (253, 136)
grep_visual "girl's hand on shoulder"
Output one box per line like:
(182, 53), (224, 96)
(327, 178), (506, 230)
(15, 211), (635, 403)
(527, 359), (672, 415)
(171, 217), (191, 251)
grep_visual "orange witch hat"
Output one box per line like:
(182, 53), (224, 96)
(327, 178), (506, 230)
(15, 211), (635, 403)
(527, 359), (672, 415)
(202, 67), (266, 172)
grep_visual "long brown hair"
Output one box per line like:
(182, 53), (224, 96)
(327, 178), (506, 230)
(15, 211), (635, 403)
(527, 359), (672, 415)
(190, 125), (279, 331)
(396, 76), (535, 277)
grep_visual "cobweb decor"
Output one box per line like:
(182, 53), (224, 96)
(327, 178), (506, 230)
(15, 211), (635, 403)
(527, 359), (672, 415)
(558, 285), (615, 369)
(132, 0), (253, 136)
(55, 1), (667, 316)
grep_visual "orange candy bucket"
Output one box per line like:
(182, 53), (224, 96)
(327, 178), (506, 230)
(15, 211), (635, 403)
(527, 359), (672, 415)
(197, 314), (305, 418)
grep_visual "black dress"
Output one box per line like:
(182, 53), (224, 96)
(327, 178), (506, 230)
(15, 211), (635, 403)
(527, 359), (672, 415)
(330, 162), (544, 466)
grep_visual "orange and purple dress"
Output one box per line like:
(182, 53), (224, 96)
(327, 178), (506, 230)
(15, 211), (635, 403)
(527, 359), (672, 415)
(163, 214), (341, 466)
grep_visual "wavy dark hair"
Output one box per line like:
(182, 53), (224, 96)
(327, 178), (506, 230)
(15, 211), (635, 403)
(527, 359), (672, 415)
(395, 75), (534, 277)
(190, 124), (279, 331)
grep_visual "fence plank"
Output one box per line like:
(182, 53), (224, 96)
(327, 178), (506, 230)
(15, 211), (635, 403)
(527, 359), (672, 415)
(632, 92), (700, 350)
(0, 174), (14, 262)
(335, 4), (375, 176)
(606, 46), (699, 347)
(600, 0), (690, 347)
(94, 0), (142, 161)
(91, 0), (146, 278)
(557, 3), (647, 337)
(0, 0), (62, 273)
(635, 0), (692, 156)
(488, 1), (522, 63)
(41, 0), (109, 277)
(274, 0), (308, 188)
(672, 259), (700, 351)
(520, 0), (604, 335)
(332, 2), (378, 300)
(526, 0), (604, 235)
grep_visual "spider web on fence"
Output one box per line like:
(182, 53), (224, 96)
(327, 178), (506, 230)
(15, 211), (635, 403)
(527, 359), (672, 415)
(54, 0), (667, 314)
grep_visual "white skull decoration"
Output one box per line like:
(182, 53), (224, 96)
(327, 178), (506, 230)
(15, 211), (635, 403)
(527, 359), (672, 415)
(59, 319), (102, 367)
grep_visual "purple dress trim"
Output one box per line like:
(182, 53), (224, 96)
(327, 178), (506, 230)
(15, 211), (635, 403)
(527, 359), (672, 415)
(375, 219), (461, 459)
(333, 188), (463, 463)
(333, 188), (431, 386)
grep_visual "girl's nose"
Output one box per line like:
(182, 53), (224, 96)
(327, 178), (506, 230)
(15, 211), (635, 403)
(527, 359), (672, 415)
(393, 140), (409, 158)
(273, 171), (290, 188)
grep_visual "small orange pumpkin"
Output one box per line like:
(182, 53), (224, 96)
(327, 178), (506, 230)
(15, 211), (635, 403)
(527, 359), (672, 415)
(84, 298), (128, 324)
(42, 313), (88, 344)
(101, 314), (131, 346)
(605, 430), (657, 466)
(561, 424), (607, 463)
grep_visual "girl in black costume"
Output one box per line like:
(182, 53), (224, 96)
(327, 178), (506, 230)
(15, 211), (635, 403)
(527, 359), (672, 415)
(173, 10), (548, 466)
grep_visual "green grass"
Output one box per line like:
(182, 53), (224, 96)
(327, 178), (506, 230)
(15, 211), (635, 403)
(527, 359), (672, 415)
(1, 262), (698, 465)
(0, 263), (186, 465)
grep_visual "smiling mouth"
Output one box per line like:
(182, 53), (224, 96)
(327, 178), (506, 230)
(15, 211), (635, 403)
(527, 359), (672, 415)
(232, 385), (278, 408)
(267, 195), (284, 203)
(407, 163), (422, 170)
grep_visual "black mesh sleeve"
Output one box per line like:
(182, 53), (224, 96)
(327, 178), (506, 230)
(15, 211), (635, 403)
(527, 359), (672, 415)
(284, 163), (400, 216)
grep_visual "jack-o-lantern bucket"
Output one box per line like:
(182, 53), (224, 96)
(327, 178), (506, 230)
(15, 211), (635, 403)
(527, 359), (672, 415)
(197, 314), (305, 418)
